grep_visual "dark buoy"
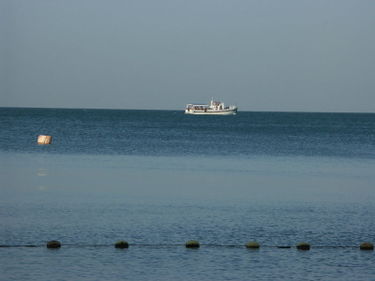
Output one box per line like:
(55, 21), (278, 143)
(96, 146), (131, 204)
(114, 240), (129, 249)
(360, 242), (374, 250)
(185, 240), (200, 248)
(296, 242), (310, 250)
(245, 241), (260, 249)
(46, 240), (61, 249)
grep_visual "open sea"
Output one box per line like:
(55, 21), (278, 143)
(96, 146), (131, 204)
(1, 108), (375, 281)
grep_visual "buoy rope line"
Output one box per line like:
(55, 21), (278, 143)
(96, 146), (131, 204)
(0, 243), (373, 249)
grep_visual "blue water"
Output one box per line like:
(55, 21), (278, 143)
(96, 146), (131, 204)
(1, 108), (375, 280)
(1, 108), (375, 158)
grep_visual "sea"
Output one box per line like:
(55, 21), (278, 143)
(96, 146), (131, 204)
(1, 107), (375, 281)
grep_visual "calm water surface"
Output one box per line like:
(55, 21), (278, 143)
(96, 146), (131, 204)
(1, 108), (375, 280)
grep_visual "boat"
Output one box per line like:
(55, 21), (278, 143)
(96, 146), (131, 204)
(185, 99), (237, 115)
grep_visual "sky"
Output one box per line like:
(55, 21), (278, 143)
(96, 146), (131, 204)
(1, 0), (374, 112)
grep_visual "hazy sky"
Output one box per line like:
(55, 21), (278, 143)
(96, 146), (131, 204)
(1, 0), (374, 112)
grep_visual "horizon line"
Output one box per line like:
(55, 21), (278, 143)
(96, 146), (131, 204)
(0, 106), (374, 115)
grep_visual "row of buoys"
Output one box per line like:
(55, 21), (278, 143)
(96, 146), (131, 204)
(37, 135), (52, 145)
(44, 240), (374, 251)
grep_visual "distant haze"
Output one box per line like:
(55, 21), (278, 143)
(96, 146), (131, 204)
(1, 0), (374, 112)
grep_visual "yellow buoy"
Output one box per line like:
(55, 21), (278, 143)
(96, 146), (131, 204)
(296, 242), (310, 250)
(245, 241), (260, 249)
(185, 240), (200, 248)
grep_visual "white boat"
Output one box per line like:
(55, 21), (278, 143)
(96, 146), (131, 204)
(185, 99), (237, 115)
